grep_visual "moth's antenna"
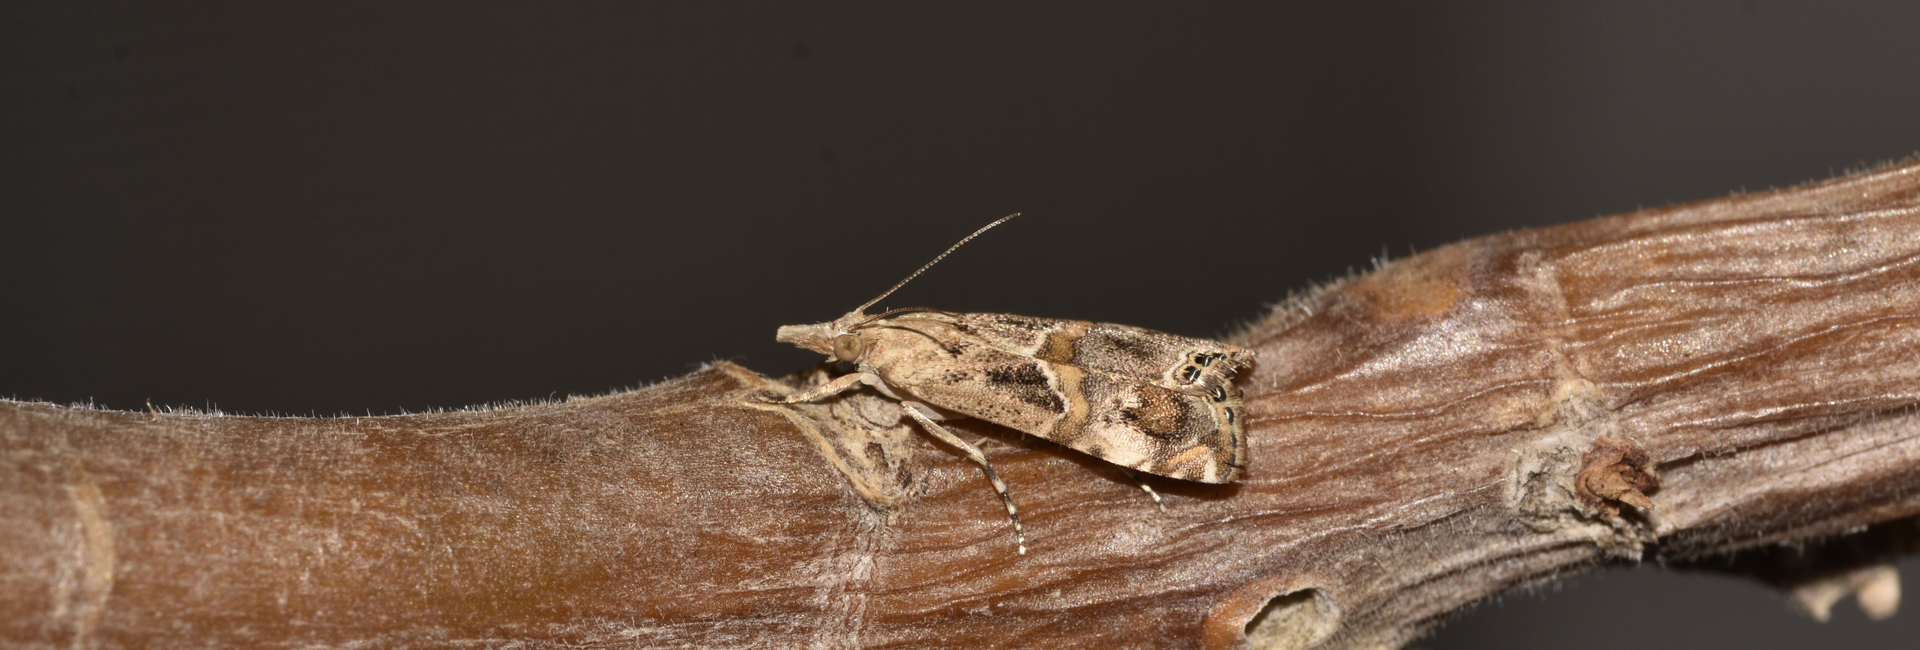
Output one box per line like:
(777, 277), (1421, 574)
(853, 213), (1021, 315)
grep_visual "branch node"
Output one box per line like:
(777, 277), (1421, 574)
(1507, 380), (1657, 554)
(1576, 438), (1659, 517)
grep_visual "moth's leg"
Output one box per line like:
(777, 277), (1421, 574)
(899, 401), (1027, 555)
(770, 372), (881, 404)
(1130, 473), (1168, 512)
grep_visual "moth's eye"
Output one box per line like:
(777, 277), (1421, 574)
(832, 334), (865, 363)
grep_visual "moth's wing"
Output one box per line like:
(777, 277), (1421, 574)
(935, 313), (1253, 394)
(1064, 369), (1247, 483)
(867, 323), (1246, 483)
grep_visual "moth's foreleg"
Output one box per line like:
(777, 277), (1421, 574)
(771, 372), (880, 404)
(899, 401), (1028, 555)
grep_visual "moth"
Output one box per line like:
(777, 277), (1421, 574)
(771, 214), (1252, 554)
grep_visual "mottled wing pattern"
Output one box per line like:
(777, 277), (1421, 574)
(928, 313), (1252, 397)
(861, 315), (1247, 483)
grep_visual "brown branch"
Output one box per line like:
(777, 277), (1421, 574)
(6, 162), (1920, 649)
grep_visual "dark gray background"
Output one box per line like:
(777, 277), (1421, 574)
(4, 2), (1918, 647)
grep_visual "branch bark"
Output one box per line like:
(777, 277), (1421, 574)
(6, 162), (1920, 649)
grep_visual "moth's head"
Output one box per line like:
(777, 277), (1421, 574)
(777, 214), (1019, 366)
(775, 311), (872, 363)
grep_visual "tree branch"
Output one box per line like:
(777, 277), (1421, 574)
(6, 162), (1920, 649)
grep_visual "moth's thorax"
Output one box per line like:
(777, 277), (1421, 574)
(854, 324), (954, 377)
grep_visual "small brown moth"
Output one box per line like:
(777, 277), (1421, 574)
(772, 214), (1251, 554)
